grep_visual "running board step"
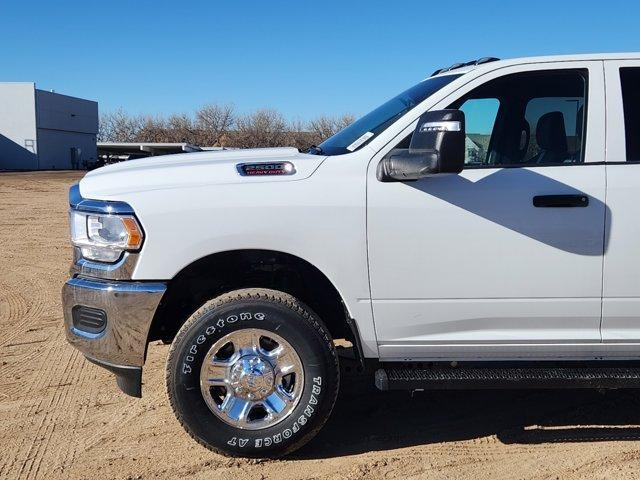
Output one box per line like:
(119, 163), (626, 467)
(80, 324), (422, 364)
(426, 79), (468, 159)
(375, 367), (640, 391)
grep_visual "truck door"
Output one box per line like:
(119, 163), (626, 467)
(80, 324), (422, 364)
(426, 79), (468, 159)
(602, 59), (640, 345)
(367, 61), (607, 360)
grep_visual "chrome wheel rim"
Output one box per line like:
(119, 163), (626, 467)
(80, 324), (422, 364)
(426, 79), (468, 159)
(199, 328), (304, 430)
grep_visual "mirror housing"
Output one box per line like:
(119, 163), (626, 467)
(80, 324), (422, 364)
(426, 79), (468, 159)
(377, 109), (465, 182)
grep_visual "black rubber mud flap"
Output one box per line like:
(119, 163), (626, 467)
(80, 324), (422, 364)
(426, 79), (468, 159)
(86, 356), (142, 397)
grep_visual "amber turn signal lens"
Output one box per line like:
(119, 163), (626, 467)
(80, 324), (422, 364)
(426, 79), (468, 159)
(122, 217), (143, 249)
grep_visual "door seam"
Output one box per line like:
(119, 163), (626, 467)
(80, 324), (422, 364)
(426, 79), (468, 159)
(599, 60), (608, 343)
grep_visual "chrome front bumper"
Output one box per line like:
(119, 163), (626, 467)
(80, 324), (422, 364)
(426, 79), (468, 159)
(62, 276), (166, 396)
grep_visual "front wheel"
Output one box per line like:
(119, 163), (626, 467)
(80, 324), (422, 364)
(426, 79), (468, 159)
(166, 288), (340, 458)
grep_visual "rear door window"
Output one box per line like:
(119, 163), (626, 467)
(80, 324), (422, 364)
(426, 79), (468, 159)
(620, 67), (640, 162)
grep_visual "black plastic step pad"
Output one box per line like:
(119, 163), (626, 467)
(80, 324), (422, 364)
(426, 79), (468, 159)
(375, 367), (640, 390)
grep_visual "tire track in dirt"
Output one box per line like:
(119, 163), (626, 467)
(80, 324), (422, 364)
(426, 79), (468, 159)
(0, 279), (33, 343)
(0, 172), (92, 480)
(19, 350), (88, 480)
(1, 314), (71, 477)
(0, 271), (57, 403)
(1, 287), (92, 480)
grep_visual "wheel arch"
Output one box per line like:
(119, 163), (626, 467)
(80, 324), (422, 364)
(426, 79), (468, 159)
(148, 249), (364, 363)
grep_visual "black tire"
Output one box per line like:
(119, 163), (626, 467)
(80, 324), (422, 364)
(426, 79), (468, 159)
(166, 288), (340, 458)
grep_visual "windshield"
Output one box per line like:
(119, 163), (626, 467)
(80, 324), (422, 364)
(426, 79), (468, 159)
(315, 74), (462, 156)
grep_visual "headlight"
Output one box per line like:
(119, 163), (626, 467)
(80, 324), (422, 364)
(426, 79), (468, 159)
(69, 210), (143, 263)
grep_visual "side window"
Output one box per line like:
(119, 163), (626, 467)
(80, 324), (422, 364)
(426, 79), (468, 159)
(448, 70), (588, 167)
(524, 96), (585, 164)
(620, 67), (640, 162)
(458, 98), (500, 166)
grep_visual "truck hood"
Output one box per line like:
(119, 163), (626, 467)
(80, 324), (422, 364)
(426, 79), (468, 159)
(79, 147), (326, 199)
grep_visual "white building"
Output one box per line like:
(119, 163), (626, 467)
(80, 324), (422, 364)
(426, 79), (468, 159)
(0, 83), (98, 170)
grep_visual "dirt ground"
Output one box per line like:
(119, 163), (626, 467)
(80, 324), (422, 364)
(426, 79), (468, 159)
(4, 171), (640, 479)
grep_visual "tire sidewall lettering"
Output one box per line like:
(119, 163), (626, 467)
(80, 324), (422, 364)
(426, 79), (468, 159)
(242, 375), (323, 449)
(179, 306), (325, 449)
(170, 295), (337, 456)
(181, 311), (266, 375)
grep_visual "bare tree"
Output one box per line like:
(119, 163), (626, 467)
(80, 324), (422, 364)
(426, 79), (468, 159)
(335, 113), (355, 131)
(307, 114), (355, 145)
(307, 116), (335, 144)
(98, 108), (144, 142)
(196, 103), (235, 146)
(136, 116), (169, 143)
(235, 109), (287, 148)
(285, 117), (314, 150)
(99, 106), (355, 149)
(166, 114), (198, 143)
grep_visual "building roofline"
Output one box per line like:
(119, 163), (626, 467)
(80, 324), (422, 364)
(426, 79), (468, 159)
(35, 88), (98, 105)
(0, 82), (35, 87)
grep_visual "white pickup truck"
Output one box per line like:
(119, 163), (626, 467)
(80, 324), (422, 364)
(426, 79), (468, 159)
(63, 53), (640, 457)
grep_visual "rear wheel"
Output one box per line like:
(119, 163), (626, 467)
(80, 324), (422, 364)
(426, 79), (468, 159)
(166, 288), (340, 458)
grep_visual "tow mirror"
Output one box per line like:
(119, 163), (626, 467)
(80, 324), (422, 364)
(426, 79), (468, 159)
(377, 109), (465, 182)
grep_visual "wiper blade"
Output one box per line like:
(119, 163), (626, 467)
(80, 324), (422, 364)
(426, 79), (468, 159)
(305, 145), (324, 155)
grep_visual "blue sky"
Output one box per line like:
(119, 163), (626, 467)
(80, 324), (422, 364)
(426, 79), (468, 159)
(1, 1), (637, 121)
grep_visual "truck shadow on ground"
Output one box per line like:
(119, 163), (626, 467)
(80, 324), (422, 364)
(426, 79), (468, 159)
(294, 360), (640, 459)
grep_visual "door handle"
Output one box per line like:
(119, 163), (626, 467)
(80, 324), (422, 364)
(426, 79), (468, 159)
(532, 194), (589, 208)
